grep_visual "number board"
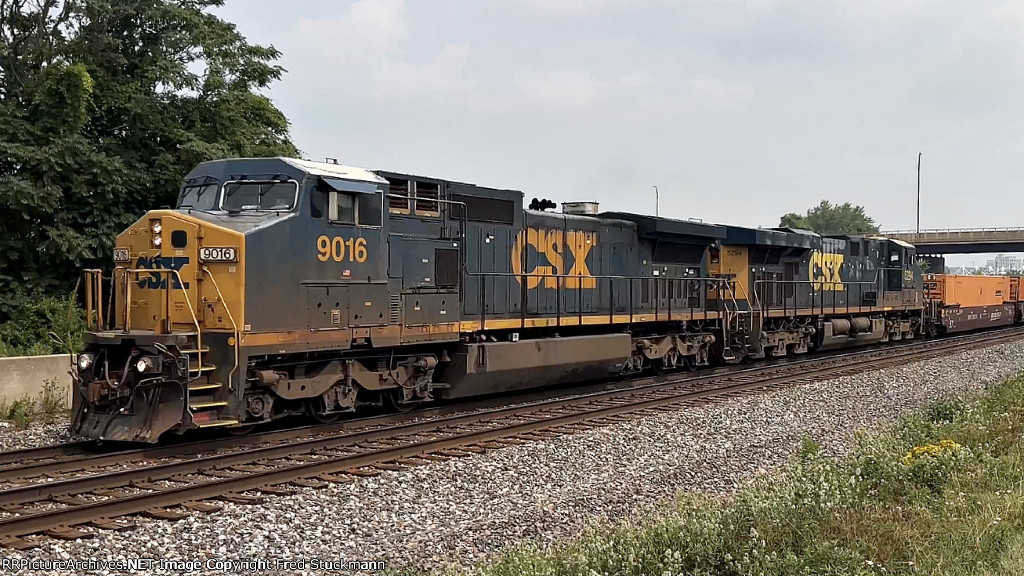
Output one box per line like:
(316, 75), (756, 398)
(199, 246), (238, 262)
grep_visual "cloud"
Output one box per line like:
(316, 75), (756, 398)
(513, 68), (612, 107)
(376, 44), (475, 98)
(511, 0), (641, 17)
(512, 67), (751, 114)
(293, 0), (473, 100)
(687, 75), (753, 108)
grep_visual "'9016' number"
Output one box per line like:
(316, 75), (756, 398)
(317, 235), (368, 263)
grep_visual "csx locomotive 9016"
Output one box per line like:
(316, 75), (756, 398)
(72, 157), (968, 442)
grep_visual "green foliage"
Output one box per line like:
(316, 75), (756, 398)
(4, 396), (36, 430)
(797, 435), (821, 460)
(0, 0), (298, 325)
(779, 201), (880, 235)
(40, 378), (68, 420)
(0, 294), (85, 356)
(459, 377), (1024, 576)
(926, 398), (964, 424)
(0, 379), (68, 429)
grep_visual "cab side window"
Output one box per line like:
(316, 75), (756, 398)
(327, 190), (383, 227)
(359, 193), (382, 226)
(330, 192), (357, 224)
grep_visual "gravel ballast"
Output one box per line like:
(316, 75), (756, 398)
(0, 416), (71, 452)
(6, 339), (1024, 574)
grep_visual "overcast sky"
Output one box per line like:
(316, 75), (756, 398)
(217, 0), (1024, 265)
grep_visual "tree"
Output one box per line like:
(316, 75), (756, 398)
(0, 0), (299, 323)
(779, 201), (879, 235)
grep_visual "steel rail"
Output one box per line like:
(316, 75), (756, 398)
(0, 442), (97, 467)
(0, 327), (1019, 542)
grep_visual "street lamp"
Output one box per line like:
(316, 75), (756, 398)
(916, 152), (922, 233)
(652, 185), (659, 217)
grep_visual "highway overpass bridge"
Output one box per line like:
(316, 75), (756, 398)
(882, 228), (1024, 253)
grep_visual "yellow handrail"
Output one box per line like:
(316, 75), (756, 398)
(123, 268), (203, 379)
(202, 266), (240, 391)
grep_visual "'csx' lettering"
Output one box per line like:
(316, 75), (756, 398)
(135, 256), (190, 289)
(809, 250), (843, 291)
(511, 228), (597, 289)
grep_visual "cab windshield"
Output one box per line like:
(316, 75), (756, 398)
(177, 183), (219, 210)
(221, 180), (297, 211)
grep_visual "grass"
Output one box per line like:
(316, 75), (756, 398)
(438, 375), (1024, 576)
(0, 379), (69, 429)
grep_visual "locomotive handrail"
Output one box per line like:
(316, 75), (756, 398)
(753, 266), (910, 317)
(83, 269), (104, 331)
(202, 266), (240, 391)
(82, 267), (124, 331)
(123, 268), (203, 379)
(464, 270), (731, 339)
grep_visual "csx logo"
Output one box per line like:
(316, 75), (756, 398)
(809, 250), (843, 291)
(135, 256), (190, 289)
(511, 228), (597, 289)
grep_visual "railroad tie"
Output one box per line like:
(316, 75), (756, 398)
(143, 508), (190, 521)
(316, 474), (355, 484)
(289, 478), (328, 489)
(217, 493), (264, 505)
(182, 501), (223, 513)
(344, 467), (381, 477)
(88, 518), (136, 531)
(257, 485), (297, 497)
(44, 526), (94, 541)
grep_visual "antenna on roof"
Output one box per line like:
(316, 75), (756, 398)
(325, 157), (339, 165)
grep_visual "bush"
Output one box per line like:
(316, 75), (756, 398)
(0, 293), (85, 356)
(4, 396), (36, 429)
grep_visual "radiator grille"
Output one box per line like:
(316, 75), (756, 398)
(389, 293), (401, 325)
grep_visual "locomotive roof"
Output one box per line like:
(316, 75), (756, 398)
(281, 158), (388, 185)
(185, 157), (388, 186)
(721, 225), (818, 249)
(599, 212), (726, 243)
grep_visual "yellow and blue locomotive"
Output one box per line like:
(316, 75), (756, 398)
(73, 157), (924, 442)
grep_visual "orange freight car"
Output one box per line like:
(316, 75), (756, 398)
(924, 274), (1015, 334)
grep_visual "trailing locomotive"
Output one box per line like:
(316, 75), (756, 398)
(74, 157), (934, 442)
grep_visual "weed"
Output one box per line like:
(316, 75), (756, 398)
(927, 398), (964, 424)
(5, 396), (35, 429)
(39, 378), (67, 420)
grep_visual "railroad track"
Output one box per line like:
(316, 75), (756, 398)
(0, 327), (1020, 548)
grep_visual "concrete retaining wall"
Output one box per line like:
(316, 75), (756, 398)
(0, 354), (73, 409)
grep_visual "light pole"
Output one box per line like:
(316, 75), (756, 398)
(916, 152), (922, 233)
(652, 185), (659, 217)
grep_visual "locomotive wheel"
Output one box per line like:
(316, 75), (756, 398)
(305, 397), (343, 424)
(387, 390), (422, 413)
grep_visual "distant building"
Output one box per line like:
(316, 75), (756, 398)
(984, 254), (1024, 274)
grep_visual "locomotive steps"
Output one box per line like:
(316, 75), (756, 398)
(0, 327), (1022, 548)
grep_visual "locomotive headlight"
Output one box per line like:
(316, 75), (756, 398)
(135, 356), (157, 373)
(152, 222), (162, 235)
(152, 234), (162, 247)
(77, 353), (94, 370)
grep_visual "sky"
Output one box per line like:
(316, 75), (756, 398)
(216, 0), (1024, 266)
